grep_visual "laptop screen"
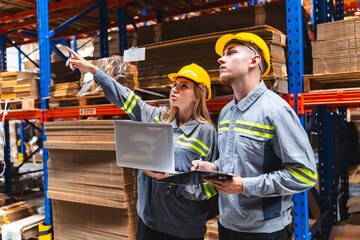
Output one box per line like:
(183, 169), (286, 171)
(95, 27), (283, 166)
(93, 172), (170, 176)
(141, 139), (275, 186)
(114, 120), (175, 173)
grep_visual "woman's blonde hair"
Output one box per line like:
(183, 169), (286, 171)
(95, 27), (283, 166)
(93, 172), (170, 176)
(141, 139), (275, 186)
(162, 84), (214, 128)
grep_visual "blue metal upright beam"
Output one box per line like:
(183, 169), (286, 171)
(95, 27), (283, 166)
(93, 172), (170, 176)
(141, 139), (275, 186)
(286, 0), (305, 123)
(317, 106), (337, 240)
(286, 1), (310, 239)
(73, 35), (77, 52)
(99, 0), (109, 58)
(0, 31), (6, 71)
(338, 107), (349, 220)
(313, 0), (333, 41)
(18, 47), (21, 71)
(3, 123), (11, 195)
(155, 10), (164, 23)
(36, 0), (52, 229)
(20, 121), (25, 159)
(118, 5), (127, 56)
(335, 0), (344, 20)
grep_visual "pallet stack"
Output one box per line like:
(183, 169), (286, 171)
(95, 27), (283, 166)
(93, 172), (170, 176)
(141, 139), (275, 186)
(0, 72), (39, 110)
(0, 201), (37, 233)
(305, 18), (360, 92)
(49, 82), (80, 98)
(137, 25), (288, 95)
(0, 174), (43, 196)
(44, 120), (138, 240)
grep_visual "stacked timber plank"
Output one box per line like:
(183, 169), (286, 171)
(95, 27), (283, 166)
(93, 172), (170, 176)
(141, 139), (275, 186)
(44, 120), (138, 240)
(0, 72), (39, 100)
(313, 18), (360, 74)
(306, 18), (360, 92)
(0, 201), (37, 232)
(137, 25), (288, 95)
(49, 82), (80, 98)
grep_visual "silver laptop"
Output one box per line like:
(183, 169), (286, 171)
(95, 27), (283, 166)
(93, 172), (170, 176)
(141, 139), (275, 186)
(114, 120), (234, 185)
(114, 120), (175, 173)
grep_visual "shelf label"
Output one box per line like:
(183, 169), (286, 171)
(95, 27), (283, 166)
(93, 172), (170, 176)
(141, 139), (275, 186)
(79, 108), (96, 115)
(124, 47), (146, 62)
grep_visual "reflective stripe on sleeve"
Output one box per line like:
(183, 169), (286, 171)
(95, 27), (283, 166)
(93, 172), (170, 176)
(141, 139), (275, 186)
(286, 167), (317, 187)
(120, 91), (139, 114)
(203, 183), (212, 199)
(203, 183), (217, 199)
(152, 116), (161, 123)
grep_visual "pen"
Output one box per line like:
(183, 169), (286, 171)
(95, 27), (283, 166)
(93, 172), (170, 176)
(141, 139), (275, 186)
(195, 156), (204, 170)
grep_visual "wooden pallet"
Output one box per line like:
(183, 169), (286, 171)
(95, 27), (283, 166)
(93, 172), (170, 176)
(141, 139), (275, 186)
(0, 97), (39, 110)
(304, 72), (360, 93)
(49, 93), (111, 109)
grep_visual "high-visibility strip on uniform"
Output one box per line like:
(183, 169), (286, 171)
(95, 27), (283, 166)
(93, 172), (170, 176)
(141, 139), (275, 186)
(176, 135), (209, 157)
(219, 120), (230, 132)
(286, 167), (317, 187)
(209, 183), (217, 196)
(203, 183), (217, 199)
(120, 92), (139, 114)
(153, 116), (161, 123)
(234, 120), (274, 139)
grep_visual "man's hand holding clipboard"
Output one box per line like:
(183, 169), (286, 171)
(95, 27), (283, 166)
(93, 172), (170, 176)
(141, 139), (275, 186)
(191, 160), (244, 194)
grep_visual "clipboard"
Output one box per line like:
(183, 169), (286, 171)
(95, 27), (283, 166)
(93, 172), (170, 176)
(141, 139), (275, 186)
(157, 170), (234, 185)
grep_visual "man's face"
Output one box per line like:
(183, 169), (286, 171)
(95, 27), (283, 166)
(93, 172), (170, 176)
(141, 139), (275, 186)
(217, 43), (255, 86)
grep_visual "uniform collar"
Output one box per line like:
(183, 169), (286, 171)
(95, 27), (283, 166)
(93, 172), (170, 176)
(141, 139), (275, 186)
(235, 80), (267, 112)
(171, 116), (200, 135)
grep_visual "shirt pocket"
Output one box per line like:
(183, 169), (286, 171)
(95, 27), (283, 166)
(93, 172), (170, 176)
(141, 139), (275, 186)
(217, 130), (228, 154)
(234, 132), (267, 176)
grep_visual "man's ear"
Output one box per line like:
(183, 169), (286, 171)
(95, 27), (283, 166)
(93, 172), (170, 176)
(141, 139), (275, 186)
(249, 55), (261, 70)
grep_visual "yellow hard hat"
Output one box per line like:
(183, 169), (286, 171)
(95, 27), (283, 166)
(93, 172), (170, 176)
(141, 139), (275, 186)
(168, 63), (212, 100)
(215, 32), (271, 77)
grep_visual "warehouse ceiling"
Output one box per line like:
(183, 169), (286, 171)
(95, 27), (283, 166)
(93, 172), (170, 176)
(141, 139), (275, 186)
(0, 0), (249, 46)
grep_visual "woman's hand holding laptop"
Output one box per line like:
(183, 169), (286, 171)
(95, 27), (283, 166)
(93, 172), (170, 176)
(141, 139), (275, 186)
(141, 170), (173, 180)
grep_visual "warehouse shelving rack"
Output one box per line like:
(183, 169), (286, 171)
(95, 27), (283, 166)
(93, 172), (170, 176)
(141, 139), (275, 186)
(1, 0), (360, 239)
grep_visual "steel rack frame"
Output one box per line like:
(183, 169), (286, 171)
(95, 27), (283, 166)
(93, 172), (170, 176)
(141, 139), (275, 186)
(0, 1), (356, 239)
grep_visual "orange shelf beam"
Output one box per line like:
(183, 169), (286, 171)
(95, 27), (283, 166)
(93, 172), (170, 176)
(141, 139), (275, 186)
(297, 91), (360, 114)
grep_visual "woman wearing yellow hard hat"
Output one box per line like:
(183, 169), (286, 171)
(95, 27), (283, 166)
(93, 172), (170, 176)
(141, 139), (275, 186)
(66, 48), (218, 240)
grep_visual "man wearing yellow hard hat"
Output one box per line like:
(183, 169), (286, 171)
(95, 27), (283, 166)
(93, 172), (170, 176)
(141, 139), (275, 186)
(193, 32), (317, 239)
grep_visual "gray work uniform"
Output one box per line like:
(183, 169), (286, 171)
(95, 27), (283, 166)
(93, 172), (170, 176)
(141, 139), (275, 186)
(94, 70), (218, 239)
(214, 80), (317, 233)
